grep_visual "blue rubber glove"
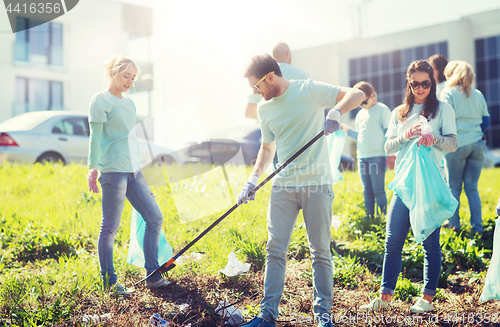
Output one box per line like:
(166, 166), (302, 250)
(324, 108), (341, 136)
(237, 182), (256, 205)
(324, 119), (340, 135)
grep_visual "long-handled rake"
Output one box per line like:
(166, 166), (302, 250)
(135, 130), (325, 286)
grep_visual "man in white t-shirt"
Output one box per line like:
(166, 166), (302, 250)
(244, 42), (311, 120)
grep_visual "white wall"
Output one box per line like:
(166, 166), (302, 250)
(0, 0), (130, 123)
(292, 8), (500, 157)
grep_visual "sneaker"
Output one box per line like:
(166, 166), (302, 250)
(241, 317), (275, 327)
(146, 278), (172, 289)
(359, 297), (389, 311)
(111, 283), (135, 295)
(410, 298), (434, 313)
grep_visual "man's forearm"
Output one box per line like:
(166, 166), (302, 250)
(334, 89), (365, 115)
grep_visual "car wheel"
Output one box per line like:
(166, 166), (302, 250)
(36, 152), (65, 164)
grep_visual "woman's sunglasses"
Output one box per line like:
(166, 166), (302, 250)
(409, 80), (432, 90)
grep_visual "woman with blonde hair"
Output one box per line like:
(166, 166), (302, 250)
(86, 55), (170, 293)
(441, 60), (490, 235)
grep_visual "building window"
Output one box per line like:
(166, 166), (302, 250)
(14, 18), (63, 67)
(14, 77), (63, 116)
(52, 117), (89, 137)
(475, 36), (500, 149)
(349, 41), (448, 117)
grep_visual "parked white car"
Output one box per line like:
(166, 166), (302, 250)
(0, 111), (182, 166)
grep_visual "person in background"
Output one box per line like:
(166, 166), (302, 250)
(86, 55), (170, 294)
(238, 54), (364, 327)
(360, 60), (457, 313)
(340, 81), (391, 218)
(441, 60), (490, 235)
(244, 42), (311, 120)
(443, 60), (460, 80)
(427, 54), (448, 98)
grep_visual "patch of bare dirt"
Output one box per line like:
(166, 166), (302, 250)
(61, 261), (500, 327)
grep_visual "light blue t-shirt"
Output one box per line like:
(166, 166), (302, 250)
(440, 85), (489, 148)
(259, 79), (340, 187)
(436, 81), (446, 99)
(88, 90), (141, 173)
(386, 101), (457, 178)
(247, 62), (311, 104)
(354, 102), (391, 159)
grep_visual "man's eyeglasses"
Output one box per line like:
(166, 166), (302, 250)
(251, 71), (274, 91)
(409, 80), (432, 90)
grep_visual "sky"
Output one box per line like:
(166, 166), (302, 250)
(3, 0), (500, 149)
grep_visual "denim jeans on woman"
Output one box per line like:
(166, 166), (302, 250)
(358, 156), (387, 217)
(98, 172), (164, 287)
(445, 139), (486, 233)
(380, 194), (441, 296)
(259, 185), (334, 323)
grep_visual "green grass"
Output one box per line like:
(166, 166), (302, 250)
(332, 254), (368, 289)
(393, 276), (421, 302)
(0, 162), (499, 325)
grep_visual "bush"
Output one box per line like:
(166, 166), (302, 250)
(401, 241), (424, 278)
(393, 276), (421, 302)
(288, 225), (310, 261)
(228, 226), (267, 272)
(0, 223), (79, 265)
(332, 255), (367, 289)
(440, 231), (491, 271)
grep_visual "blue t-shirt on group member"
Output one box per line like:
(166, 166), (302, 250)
(386, 101), (457, 179)
(88, 90), (141, 173)
(258, 79), (340, 187)
(440, 85), (489, 148)
(353, 102), (392, 159)
(247, 62), (311, 105)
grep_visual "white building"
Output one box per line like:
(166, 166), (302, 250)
(293, 8), (500, 155)
(0, 0), (152, 124)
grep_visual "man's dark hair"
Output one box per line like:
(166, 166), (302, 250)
(243, 54), (282, 79)
(353, 81), (375, 99)
(427, 54), (448, 83)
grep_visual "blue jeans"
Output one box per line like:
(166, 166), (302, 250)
(98, 172), (164, 287)
(358, 156), (387, 217)
(445, 139), (486, 233)
(259, 185), (334, 322)
(380, 194), (441, 296)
